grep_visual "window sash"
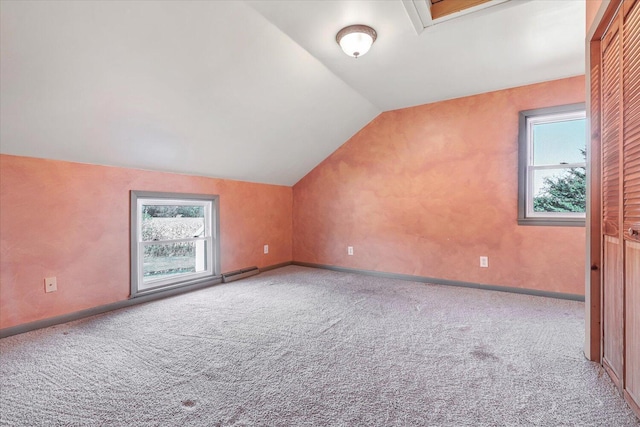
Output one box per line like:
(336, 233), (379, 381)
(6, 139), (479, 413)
(138, 199), (212, 242)
(136, 199), (213, 291)
(138, 237), (213, 290)
(525, 164), (587, 218)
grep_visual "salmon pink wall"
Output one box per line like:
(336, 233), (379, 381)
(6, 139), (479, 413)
(0, 154), (292, 329)
(293, 76), (586, 295)
(586, 0), (604, 33)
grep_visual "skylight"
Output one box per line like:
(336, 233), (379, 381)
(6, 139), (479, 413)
(404, 0), (510, 33)
(429, 0), (493, 20)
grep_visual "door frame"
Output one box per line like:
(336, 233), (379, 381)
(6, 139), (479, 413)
(585, 0), (621, 363)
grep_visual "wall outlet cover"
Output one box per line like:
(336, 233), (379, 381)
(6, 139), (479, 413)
(45, 277), (57, 293)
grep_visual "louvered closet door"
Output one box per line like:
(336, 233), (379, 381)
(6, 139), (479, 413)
(623, 0), (640, 410)
(601, 9), (625, 387)
(603, 15), (622, 238)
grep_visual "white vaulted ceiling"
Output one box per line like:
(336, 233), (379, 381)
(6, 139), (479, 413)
(0, 0), (585, 186)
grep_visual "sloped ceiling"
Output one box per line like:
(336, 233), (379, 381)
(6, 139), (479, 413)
(0, 0), (585, 186)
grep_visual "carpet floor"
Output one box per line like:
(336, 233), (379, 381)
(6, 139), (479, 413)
(1, 266), (638, 426)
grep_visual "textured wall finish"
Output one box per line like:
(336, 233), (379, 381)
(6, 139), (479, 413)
(293, 76), (586, 295)
(0, 155), (292, 329)
(586, 0), (604, 33)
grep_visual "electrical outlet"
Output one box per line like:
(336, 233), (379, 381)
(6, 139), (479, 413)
(347, 246), (354, 256)
(480, 256), (489, 268)
(44, 277), (57, 293)
(264, 244), (269, 254)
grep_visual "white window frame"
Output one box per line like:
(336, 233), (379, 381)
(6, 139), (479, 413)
(517, 103), (586, 227)
(130, 191), (220, 297)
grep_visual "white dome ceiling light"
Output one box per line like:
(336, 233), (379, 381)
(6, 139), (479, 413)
(336, 25), (377, 58)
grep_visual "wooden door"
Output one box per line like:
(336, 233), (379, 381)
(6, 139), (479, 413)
(623, 0), (640, 413)
(625, 242), (640, 411)
(593, 0), (640, 417)
(601, 7), (624, 388)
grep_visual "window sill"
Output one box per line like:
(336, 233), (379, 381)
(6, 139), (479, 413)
(518, 217), (585, 227)
(130, 275), (223, 299)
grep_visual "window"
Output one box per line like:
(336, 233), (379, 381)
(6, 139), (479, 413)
(130, 191), (220, 297)
(517, 103), (587, 226)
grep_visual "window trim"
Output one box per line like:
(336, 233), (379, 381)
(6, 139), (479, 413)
(130, 191), (221, 298)
(517, 103), (587, 227)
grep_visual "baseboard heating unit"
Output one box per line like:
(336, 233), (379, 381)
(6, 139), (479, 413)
(222, 266), (260, 283)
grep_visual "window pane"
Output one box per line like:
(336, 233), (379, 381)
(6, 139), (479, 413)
(532, 118), (586, 166)
(142, 241), (208, 283)
(532, 167), (586, 213)
(141, 204), (205, 241)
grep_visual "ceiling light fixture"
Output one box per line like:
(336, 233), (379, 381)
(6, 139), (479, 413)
(336, 24), (377, 58)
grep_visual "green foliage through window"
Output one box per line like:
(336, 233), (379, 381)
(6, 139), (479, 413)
(533, 148), (586, 213)
(533, 167), (586, 213)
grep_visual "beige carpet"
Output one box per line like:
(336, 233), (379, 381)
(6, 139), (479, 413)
(1, 266), (638, 426)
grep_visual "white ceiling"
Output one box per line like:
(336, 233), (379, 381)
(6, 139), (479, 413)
(248, 0), (586, 111)
(0, 0), (585, 186)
